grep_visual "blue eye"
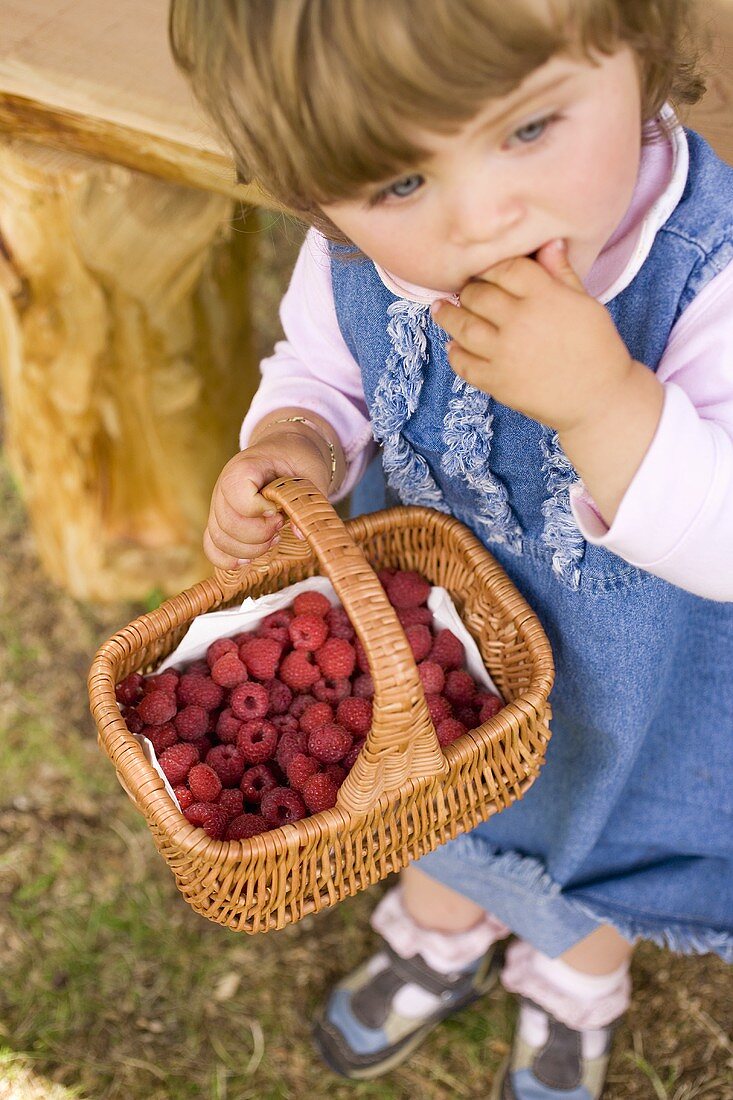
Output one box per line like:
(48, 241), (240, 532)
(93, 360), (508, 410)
(372, 173), (424, 205)
(511, 115), (556, 145)
(390, 174), (423, 197)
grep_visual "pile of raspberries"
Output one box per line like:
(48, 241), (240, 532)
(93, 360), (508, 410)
(116, 569), (502, 841)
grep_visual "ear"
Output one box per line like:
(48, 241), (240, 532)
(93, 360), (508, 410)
(535, 239), (585, 292)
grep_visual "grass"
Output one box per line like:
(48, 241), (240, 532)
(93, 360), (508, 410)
(0, 215), (732, 1099)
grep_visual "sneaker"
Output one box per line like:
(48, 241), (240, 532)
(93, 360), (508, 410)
(312, 936), (503, 1080)
(491, 998), (620, 1100)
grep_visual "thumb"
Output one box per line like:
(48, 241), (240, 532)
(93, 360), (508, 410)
(535, 239), (585, 292)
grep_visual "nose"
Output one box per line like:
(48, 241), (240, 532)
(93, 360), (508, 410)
(446, 176), (525, 248)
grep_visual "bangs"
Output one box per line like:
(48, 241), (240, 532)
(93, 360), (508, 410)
(170, 0), (705, 216)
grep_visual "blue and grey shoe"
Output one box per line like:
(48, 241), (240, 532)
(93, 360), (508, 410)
(491, 998), (620, 1100)
(312, 938), (503, 1079)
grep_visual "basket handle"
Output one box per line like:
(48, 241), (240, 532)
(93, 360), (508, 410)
(214, 476), (447, 815)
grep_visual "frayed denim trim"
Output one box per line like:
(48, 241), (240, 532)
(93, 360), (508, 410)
(572, 898), (733, 963)
(371, 300), (451, 511)
(540, 427), (586, 591)
(383, 433), (451, 511)
(441, 375), (523, 553)
(430, 834), (733, 963)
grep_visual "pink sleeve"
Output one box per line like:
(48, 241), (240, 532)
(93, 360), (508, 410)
(570, 261), (733, 600)
(240, 228), (376, 501)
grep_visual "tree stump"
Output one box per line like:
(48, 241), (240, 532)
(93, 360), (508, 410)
(0, 138), (257, 601)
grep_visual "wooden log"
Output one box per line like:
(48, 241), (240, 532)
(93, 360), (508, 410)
(0, 138), (257, 601)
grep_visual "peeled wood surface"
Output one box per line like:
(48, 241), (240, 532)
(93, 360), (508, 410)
(0, 0), (731, 198)
(0, 0), (272, 204)
(0, 140), (257, 600)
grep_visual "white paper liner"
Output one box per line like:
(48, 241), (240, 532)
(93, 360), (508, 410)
(130, 577), (501, 809)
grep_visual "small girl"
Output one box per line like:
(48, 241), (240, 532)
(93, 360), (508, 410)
(170, 2), (733, 1095)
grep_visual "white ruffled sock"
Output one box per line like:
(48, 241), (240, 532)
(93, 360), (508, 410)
(501, 940), (632, 1059)
(369, 886), (510, 1020)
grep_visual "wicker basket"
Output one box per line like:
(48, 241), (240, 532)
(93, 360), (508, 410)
(88, 477), (554, 933)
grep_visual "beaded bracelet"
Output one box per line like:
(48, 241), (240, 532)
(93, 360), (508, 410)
(266, 415), (338, 491)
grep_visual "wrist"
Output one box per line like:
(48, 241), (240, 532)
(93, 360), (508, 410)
(558, 361), (664, 526)
(250, 409), (346, 495)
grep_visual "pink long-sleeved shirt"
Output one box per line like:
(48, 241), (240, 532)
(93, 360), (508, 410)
(242, 114), (733, 600)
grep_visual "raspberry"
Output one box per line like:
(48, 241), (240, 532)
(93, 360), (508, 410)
(289, 693), (317, 719)
(226, 812), (268, 839)
(188, 659), (211, 675)
(211, 652), (248, 688)
(205, 744), (246, 787)
(143, 669), (180, 695)
(426, 694), (452, 724)
(122, 708), (144, 734)
(430, 629), (465, 671)
(293, 591), (331, 617)
(177, 673), (224, 710)
(302, 773), (339, 813)
(190, 735), (213, 759)
(280, 650), (320, 692)
(240, 763), (279, 804)
(289, 612), (329, 651)
(188, 763), (223, 802)
(184, 802), (228, 839)
(260, 787), (307, 827)
(354, 638), (370, 673)
(159, 742), (199, 786)
(239, 636), (283, 681)
(217, 788), (244, 819)
(275, 730), (308, 772)
(418, 660), (445, 694)
(377, 567), (397, 588)
(479, 693), (503, 722)
(342, 738), (366, 771)
(237, 718), (278, 763)
(264, 678), (293, 715)
(174, 704), (209, 741)
(325, 763), (347, 786)
(405, 624), (432, 662)
(173, 785), (194, 811)
(386, 570), (431, 609)
(143, 722), (177, 756)
(137, 691), (177, 726)
(352, 673), (374, 699)
(216, 708), (243, 744)
(206, 637), (238, 669)
(436, 717), (467, 747)
(271, 713), (299, 736)
(258, 609), (294, 645)
(115, 672), (144, 706)
(299, 702), (335, 735)
(444, 669), (476, 706)
(325, 606), (355, 641)
(308, 723), (352, 764)
(230, 681), (269, 720)
(396, 606), (433, 629)
(287, 752), (321, 791)
(336, 697), (372, 734)
(312, 677), (351, 704)
(455, 705), (480, 729)
(315, 638), (356, 679)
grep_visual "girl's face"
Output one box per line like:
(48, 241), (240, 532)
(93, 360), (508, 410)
(321, 46), (643, 294)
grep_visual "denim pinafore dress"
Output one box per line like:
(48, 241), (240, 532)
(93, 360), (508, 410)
(331, 130), (733, 961)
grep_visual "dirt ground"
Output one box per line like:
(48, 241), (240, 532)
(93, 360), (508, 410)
(0, 211), (731, 1100)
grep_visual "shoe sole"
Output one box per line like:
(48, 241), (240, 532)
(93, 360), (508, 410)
(312, 968), (500, 1081)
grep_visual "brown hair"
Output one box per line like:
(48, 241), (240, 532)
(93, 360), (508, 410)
(169, 0), (706, 243)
